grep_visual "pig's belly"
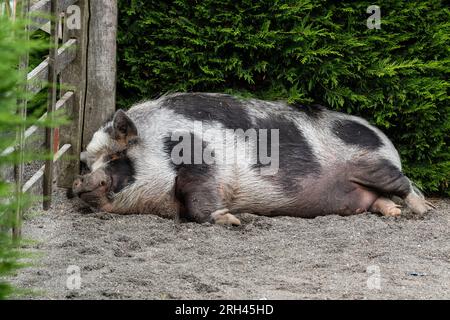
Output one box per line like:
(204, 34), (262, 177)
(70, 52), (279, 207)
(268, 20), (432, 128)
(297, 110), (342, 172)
(231, 173), (380, 218)
(292, 178), (379, 217)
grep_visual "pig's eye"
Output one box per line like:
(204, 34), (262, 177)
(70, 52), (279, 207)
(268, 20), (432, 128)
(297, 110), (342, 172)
(100, 180), (106, 186)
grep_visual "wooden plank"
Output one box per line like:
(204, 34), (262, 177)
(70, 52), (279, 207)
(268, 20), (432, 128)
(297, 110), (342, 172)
(57, 0), (88, 188)
(27, 38), (77, 96)
(43, 0), (59, 210)
(1, 91), (74, 157)
(38, 19), (63, 39)
(0, 92), (73, 188)
(82, 0), (117, 149)
(29, 0), (79, 33)
(22, 144), (71, 194)
(13, 0), (31, 240)
(29, 0), (50, 33)
(27, 59), (48, 94)
(24, 91), (74, 154)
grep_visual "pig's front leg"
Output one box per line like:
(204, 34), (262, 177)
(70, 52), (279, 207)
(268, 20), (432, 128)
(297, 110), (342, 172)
(175, 167), (241, 226)
(210, 208), (241, 226)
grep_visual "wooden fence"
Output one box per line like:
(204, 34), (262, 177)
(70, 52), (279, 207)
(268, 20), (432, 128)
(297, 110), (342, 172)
(1, 0), (117, 238)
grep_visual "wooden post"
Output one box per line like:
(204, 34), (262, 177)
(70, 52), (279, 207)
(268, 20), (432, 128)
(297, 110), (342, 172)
(43, 0), (59, 210)
(82, 0), (117, 150)
(12, 0), (30, 239)
(57, 0), (89, 188)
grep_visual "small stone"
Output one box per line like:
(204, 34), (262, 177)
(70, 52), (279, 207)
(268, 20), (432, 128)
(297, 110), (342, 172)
(407, 271), (427, 277)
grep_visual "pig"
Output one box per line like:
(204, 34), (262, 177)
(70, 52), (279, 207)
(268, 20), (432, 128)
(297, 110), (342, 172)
(72, 92), (434, 225)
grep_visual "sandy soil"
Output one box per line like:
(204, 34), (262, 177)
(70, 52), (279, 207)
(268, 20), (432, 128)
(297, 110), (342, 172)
(9, 188), (450, 300)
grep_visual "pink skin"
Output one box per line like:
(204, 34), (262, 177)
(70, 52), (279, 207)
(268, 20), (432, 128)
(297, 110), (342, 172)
(72, 169), (114, 211)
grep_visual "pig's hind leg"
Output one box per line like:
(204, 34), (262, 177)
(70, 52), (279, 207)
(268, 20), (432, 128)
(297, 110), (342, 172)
(369, 197), (402, 217)
(350, 159), (434, 215)
(175, 167), (241, 226)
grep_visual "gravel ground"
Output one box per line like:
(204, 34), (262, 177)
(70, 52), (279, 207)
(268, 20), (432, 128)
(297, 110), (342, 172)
(9, 188), (450, 300)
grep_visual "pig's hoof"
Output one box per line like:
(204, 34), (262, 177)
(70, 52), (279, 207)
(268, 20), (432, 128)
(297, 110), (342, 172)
(211, 209), (241, 226)
(405, 194), (436, 215)
(370, 197), (402, 217)
(383, 205), (402, 217)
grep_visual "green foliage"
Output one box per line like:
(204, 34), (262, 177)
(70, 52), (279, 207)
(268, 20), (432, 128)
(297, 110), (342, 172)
(0, 15), (45, 299)
(117, 0), (449, 195)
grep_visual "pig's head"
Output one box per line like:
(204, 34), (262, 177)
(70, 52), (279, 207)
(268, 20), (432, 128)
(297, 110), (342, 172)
(73, 109), (138, 210)
(81, 109), (139, 171)
(73, 150), (137, 211)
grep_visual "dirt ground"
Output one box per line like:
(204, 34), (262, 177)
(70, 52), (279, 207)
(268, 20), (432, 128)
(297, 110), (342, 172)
(9, 188), (450, 300)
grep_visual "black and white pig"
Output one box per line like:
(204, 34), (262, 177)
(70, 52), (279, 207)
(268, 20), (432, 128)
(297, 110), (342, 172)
(72, 93), (434, 225)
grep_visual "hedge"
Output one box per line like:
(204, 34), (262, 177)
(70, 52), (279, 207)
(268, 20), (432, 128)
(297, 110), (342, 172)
(117, 0), (449, 196)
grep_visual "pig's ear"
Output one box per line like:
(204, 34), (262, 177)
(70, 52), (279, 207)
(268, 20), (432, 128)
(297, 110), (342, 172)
(111, 110), (138, 144)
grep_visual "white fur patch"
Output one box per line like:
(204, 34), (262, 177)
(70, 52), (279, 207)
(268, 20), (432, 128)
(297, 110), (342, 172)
(86, 129), (111, 155)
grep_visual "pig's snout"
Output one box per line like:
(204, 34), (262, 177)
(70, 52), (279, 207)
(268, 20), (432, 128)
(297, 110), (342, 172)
(71, 170), (114, 210)
(72, 170), (111, 197)
(72, 176), (84, 193)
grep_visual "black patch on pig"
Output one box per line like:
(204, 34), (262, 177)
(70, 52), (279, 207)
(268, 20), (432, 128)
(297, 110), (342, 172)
(332, 120), (382, 150)
(110, 109), (138, 143)
(352, 159), (411, 197)
(162, 93), (252, 130)
(163, 132), (212, 176)
(104, 125), (113, 136)
(80, 161), (90, 175)
(104, 155), (136, 193)
(253, 115), (321, 192)
(163, 133), (221, 223)
(291, 103), (326, 119)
